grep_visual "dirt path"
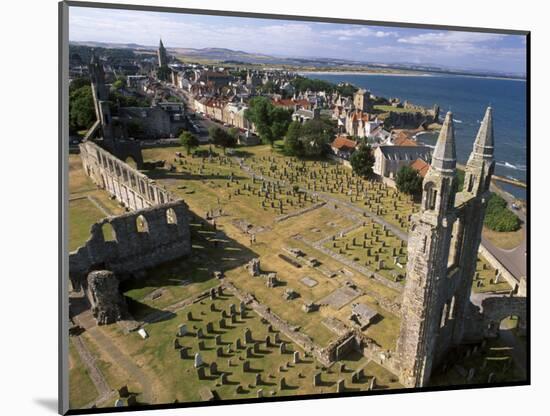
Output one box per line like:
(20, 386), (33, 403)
(75, 311), (156, 405)
(70, 335), (114, 408)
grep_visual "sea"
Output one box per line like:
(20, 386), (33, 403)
(302, 72), (527, 200)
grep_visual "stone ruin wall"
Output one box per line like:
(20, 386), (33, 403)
(80, 141), (173, 211)
(480, 295), (527, 338)
(69, 200), (191, 289)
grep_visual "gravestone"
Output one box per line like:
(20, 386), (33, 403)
(236, 338), (243, 350)
(257, 389), (263, 398)
(196, 328), (204, 339)
(255, 373), (261, 386)
(127, 395), (137, 406)
(196, 366), (206, 380)
(216, 347), (223, 357)
(210, 362), (218, 376)
(177, 324), (187, 337)
(198, 341), (205, 350)
(114, 399), (124, 407)
(173, 338), (181, 350)
(243, 360), (250, 372)
(194, 353), (203, 368)
(265, 335), (271, 348)
(118, 385), (129, 398)
(337, 379), (345, 393)
(280, 343), (286, 354)
(215, 335), (222, 345)
(293, 351), (300, 364)
(219, 318), (226, 329)
(221, 372), (228, 385)
(246, 347), (253, 358)
(279, 377), (286, 390)
(244, 328), (252, 343)
(313, 372), (321, 387)
(179, 347), (189, 359)
(206, 322), (214, 333)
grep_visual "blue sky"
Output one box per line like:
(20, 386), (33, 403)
(69, 6), (527, 74)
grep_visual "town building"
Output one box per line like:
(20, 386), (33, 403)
(373, 145), (432, 179)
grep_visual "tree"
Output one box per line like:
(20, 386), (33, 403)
(69, 85), (95, 135)
(208, 126), (236, 154)
(484, 193), (521, 232)
(395, 165), (423, 196)
(179, 131), (199, 155)
(245, 97), (292, 146)
(350, 144), (375, 178)
(284, 121), (304, 156)
(299, 119), (333, 156)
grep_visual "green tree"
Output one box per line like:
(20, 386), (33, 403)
(209, 126), (236, 154)
(299, 119), (333, 156)
(350, 144), (375, 178)
(69, 85), (95, 135)
(284, 121), (304, 156)
(395, 165), (423, 196)
(484, 193), (521, 232)
(179, 131), (199, 155)
(245, 97), (292, 147)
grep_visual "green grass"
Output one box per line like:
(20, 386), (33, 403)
(69, 198), (108, 251)
(69, 340), (98, 409)
(95, 293), (401, 406)
(374, 105), (415, 114)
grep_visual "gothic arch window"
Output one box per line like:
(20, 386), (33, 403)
(101, 222), (116, 242)
(166, 208), (177, 225)
(448, 296), (456, 320)
(136, 214), (149, 233)
(440, 303), (448, 328)
(424, 182), (437, 210)
(467, 174), (475, 193)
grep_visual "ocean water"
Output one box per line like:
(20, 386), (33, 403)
(303, 73), (527, 199)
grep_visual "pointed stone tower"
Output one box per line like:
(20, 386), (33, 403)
(396, 112), (458, 388)
(396, 108), (496, 388)
(88, 50), (113, 142)
(463, 107), (495, 195)
(157, 38), (167, 68)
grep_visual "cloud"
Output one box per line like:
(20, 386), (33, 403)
(322, 26), (398, 39)
(397, 31), (503, 47)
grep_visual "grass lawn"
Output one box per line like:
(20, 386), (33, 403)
(482, 226), (524, 250)
(93, 293), (401, 407)
(69, 339), (98, 409)
(69, 198), (107, 251)
(373, 105), (416, 114)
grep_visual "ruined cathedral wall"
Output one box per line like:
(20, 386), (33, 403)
(69, 200), (191, 287)
(79, 141), (173, 211)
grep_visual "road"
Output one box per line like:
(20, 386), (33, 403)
(482, 183), (527, 280)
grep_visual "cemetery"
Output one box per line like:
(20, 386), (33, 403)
(89, 292), (402, 404)
(68, 138), (521, 408)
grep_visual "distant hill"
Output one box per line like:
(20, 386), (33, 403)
(69, 41), (526, 80)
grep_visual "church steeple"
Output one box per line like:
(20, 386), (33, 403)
(471, 107), (494, 162)
(464, 106), (495, 195)
(157, 38), (167, 68)
(431, 112), (456, 174)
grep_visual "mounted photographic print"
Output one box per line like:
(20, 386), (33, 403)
(59, 1), (529, 414)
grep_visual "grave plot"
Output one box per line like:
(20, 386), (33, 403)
(95, 292), (401, 406)
(244, 153), (419, 231)
(323, 221), (408, 284)
(472, 257), (512, 293)
(142, 148), (318, 225)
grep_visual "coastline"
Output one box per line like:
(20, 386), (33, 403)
(299, 70), (526, 82)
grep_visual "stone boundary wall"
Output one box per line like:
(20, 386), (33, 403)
(274, 201), (326, 223)
(69, 200), (191, 287)
(293, 234), (404, 292)
(478, 243), (520, 288)
(80, 141), (174, 211)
